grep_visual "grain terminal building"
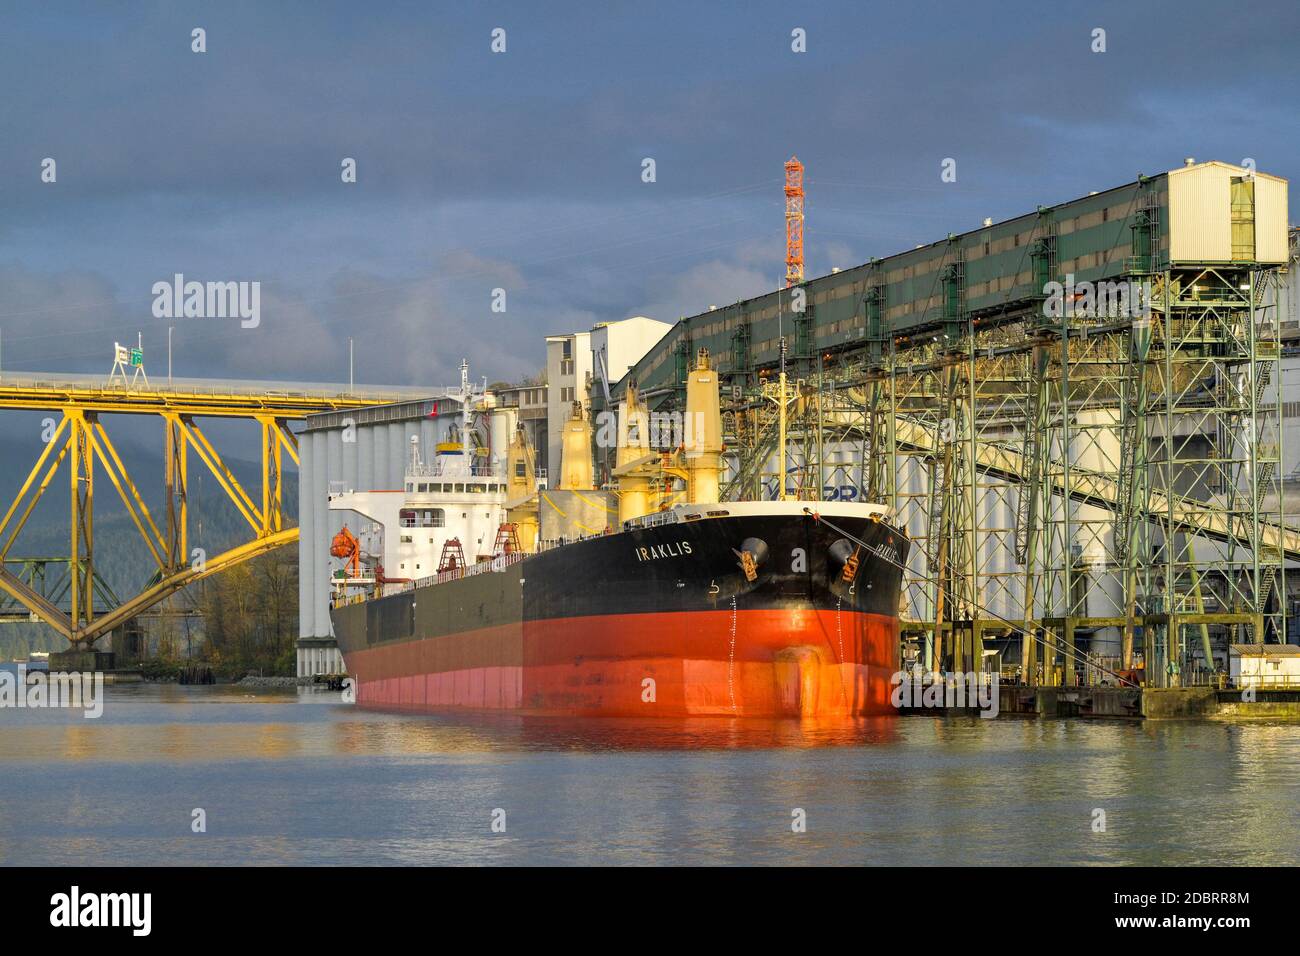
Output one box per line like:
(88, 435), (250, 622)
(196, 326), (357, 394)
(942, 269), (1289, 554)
(594, 159), (1295, 681)
(610, 159), (1290, 400)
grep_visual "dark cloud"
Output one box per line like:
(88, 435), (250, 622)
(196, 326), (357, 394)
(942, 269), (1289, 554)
(0, 0), (1294, 389)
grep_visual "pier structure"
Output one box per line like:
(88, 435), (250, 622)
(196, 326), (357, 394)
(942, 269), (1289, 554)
(600, 161), (1296, 687)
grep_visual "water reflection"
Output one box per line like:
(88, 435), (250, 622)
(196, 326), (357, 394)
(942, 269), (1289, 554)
(414, 712), (901, 752)
(1, 679), (1298, 866)
(324, 711), (902, 757)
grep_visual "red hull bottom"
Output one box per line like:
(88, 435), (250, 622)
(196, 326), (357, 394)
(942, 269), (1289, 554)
(346, 609), (900, 718)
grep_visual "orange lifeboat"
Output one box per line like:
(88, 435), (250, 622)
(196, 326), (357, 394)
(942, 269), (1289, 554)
(330, 525), (362, 576)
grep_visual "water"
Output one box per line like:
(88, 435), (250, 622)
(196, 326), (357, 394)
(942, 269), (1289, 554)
(2, 669), (1298, 866)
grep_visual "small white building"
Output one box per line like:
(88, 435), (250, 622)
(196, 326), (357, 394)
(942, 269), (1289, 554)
(545, 316), (671, 481)
(1228, 644), (1300, 689)
(589, 316), (672, 400)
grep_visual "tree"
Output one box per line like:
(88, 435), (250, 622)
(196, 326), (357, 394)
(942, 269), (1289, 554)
(195, 550), (299, 676)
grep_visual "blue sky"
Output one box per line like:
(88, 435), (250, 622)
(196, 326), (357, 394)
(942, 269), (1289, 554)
(0, 0), (1295, 388)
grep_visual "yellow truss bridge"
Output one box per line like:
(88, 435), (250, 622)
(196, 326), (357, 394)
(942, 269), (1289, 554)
(0, 373), (422, 647)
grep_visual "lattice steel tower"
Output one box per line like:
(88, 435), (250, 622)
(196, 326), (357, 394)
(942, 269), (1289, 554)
(784, 156), (804, 287)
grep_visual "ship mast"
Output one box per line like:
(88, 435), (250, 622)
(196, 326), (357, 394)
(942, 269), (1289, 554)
(458, 358), (472, 455)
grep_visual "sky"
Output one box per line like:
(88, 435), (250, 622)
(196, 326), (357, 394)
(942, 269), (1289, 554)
(0, 0), (1296, 392)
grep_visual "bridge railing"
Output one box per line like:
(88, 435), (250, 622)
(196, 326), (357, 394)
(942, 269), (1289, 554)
(0, 371), (427, 403)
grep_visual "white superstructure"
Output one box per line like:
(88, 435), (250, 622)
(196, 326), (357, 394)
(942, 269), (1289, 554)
(328, 361), (511, 585)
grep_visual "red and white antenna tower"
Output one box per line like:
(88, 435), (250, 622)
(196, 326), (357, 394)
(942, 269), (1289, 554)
(784, 156), (805, 287)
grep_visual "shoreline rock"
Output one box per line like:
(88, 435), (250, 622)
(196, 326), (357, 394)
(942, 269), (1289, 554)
(235, 674), (317, 687)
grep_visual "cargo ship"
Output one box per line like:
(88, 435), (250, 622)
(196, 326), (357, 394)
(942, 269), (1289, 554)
(327, 352), (909, 718)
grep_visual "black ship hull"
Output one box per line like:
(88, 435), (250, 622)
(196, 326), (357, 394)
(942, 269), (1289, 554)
(330, 505), (908, 716)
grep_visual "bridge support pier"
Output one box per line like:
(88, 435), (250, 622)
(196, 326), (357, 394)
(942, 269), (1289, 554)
(296, 637), (344, 677)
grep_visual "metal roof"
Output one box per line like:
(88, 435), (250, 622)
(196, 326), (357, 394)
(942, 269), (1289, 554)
(1229, 644), (1300, 655)
(608, 160), (1286, 402)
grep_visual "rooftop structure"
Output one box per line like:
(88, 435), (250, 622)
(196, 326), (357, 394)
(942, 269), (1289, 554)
(615, 160), (1289, 398)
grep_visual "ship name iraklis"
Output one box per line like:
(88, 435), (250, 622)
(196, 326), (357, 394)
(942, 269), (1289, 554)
(634, 541), (694, 562)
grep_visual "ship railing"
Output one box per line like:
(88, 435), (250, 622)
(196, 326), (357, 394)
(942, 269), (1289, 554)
(339, 551), (527, 602)
(536, 528), (614, 552)
(408, 462), (456, 478)
(407, 461), (504, 479)
(409, 551), (527, 590)
(622, 509), (680, 532)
